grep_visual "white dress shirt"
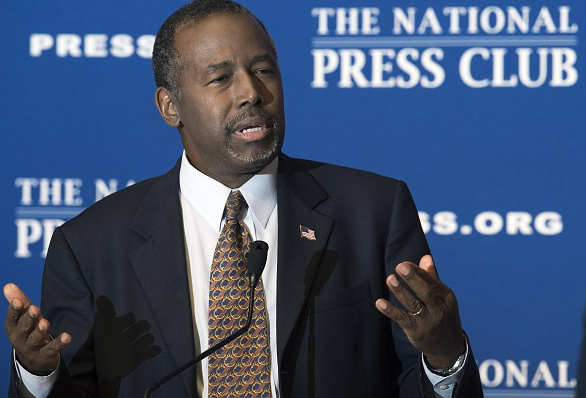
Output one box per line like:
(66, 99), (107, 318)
(179, 152), (280, 397)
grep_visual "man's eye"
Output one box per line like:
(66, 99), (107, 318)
(255, 68), (274, 75)
(209, 75), (229, 84)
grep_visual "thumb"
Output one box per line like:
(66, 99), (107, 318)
(4, 283), (31, 307)
(419, 255), (437, 276)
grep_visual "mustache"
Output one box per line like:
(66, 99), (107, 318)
(224, 109), (277, 134)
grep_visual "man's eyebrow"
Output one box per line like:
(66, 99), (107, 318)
(204, 55), (275, 75)
(205, 60), (233, 75)
(250, 54), (275, 65)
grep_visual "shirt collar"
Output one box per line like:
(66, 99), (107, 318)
(179, 151), (278, 231)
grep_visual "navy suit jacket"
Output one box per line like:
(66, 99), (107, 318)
(10, 154), (483, 397)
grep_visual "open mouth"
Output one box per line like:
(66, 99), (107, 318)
(234, 124), (270, 141)
(240, 126), (264, 134)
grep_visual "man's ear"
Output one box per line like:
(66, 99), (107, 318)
(155, 87), (181, 127)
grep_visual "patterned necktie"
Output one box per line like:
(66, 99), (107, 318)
(208, 190), (271, 398)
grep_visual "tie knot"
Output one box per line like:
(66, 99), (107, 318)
(224, 190), (246, 222)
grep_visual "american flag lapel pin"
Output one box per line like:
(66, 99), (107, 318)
(299, 225), (316, 241)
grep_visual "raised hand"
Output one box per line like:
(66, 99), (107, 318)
(4, 283), (71, 375)
(375, 255), (465, 369)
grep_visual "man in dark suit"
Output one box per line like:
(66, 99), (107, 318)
(4, 1), (483, 397)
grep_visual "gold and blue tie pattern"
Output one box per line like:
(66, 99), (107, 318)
(208, 190), (271, 398)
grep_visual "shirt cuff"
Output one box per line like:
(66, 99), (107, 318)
(13, 349), (59, 398)
(421, 336), (469, 398)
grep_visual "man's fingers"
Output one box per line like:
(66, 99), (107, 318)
(26, 318), (51, 348)
(375, 299), (413, 327)
(378, 257), (465, 364)
(419, 255), (436, 274)
(5, 298), (26, 329)
(17, 305), (42, 336)
(3, 290), (70, 375)
(5, 304), (42, 347)
(4, 284), (31, 308)
(386, 274), (426, 315)
(41, 333), (71, 358)
(4, 284), (32, 333)
(395, 262), (444, 308)
(5, 295), (32, 330)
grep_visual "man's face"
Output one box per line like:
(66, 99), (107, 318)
(165, 12), (285, 187)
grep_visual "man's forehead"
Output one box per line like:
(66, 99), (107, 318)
(176, 12), (266, 45)
(175, 13), (274, 66)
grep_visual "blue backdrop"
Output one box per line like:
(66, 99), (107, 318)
(3, 0), (585, 396)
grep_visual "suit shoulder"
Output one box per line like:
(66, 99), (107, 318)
(284, 156), (402, 189)
(61, 172), (171, 233)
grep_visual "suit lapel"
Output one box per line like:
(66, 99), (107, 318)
(128, 161), (197, 396)
(276, 155), (334, 361)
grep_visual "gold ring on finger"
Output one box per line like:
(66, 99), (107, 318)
(408, 305), (424, 317)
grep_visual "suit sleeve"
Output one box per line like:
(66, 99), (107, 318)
(384, 181), (483, 398)
(40, 227), (99, 398)
(384, 180), (429, 398)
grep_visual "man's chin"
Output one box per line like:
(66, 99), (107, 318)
(227, 138), (281, 168)
(234, 149), (279, 169)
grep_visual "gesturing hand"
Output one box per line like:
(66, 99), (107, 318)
(4, 283), (71, 375)
(375, 255), (466, 369)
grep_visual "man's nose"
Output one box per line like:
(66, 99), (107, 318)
(235, 73), (264, 108)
